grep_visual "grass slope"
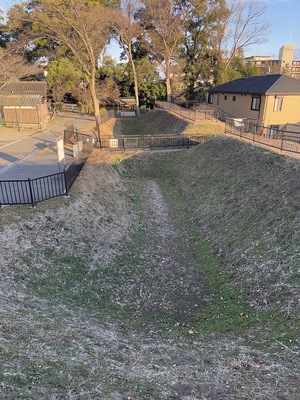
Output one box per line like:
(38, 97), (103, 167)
(124, 140), (300, 344)
(0, 129), (299, 398)
(121, 109), (225, 136)
(179, 137), (300, 323)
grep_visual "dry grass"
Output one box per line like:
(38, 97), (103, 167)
(0, 125), (299, 398)
(121, 109), (189, 136)
(79, 108), (225, 138)
(182, 120), (225, 136)
(119, 109), (225, 137)
(177, 137), (300, 321)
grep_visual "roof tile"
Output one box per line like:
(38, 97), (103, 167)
(209, 74), (300, 95)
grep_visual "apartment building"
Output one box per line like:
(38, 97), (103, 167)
(244, 44), (300, 79)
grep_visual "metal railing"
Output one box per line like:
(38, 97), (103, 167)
(156, 101), (215, 122)
(64, 140), (93, 188)
(155, 102), (300, 155)
(64, 124), (93, 145)
(225, 118), (300, 154)
(61, 105), (116, 122)
(0, 140), (93, 206)
(99, 134), (206, 151)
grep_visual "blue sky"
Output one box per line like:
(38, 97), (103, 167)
(245, 0), (300, 59)
(2, 0), (300, 60)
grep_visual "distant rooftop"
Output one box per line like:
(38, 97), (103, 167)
(0, 94), (43, 107)
(244, 55), (271, 60)
(0, 81), (47, 97)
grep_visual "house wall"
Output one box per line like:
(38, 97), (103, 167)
(263, 95), (300, 127)
(4, 107), (39, 125)
(210, 93), (261, 120)
(3, 104), (49, 128)
(210, 91), (300, 128)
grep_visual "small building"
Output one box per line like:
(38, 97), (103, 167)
(119, 98), (136, 110)
(0, 81), (49, 129)
(208, 74), (300, 130)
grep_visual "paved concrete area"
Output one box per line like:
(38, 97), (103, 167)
(0, 111), (95, 180)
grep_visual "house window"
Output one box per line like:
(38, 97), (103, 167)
(233, 96), (236, 101)
(251, 96), (261, 111)
(274, 96), (283, 111)
(224, 95), (227, 100)
(208, 93), (214, 104)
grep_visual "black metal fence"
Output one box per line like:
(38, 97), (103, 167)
(99, 134), (206, 151)
(64, 124), (94, 145)
(225, 118), (300, 154)
(0, 140), (93, 206)
(156, 101), (215, 122)
(64, 140), (93, 188)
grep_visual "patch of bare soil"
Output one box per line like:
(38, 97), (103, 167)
(0, 147), (299, 399)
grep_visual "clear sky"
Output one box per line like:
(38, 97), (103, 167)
(1, 0), (300, 60)
(245, 0), (300, 59)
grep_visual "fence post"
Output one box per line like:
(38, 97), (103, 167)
(281, 136), (284, 152)
(28, 178), (35, 207)
(63, 170), (69, 197)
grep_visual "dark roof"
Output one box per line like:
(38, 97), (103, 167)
(209, 75), (300, 95)
(0, 81), (47, 97)
(0, 94), (42, 107)
(120, 98), (136, 105)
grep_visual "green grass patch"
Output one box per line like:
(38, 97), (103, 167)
(27, 249), (120, 315)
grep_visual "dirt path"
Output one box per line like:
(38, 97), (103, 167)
(131, 179), (205, 318)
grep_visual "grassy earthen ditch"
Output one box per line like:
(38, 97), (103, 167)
(0, 112), (299, 399)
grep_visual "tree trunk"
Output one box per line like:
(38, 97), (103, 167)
(166, 77), (172, 102)
(94, 101), (101, 143)
(165, 62), (172, 102)
(89, 73), (101, 143)
(129, 47), (140, 117)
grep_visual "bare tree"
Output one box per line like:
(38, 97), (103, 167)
(113, 0), (143, 116)
(138, 0), (189, 102)
(222, 0), (270, 71)
(0, 46), (40, 89)
(0, 7), (40, 88)
(9, 0), (115, 142)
